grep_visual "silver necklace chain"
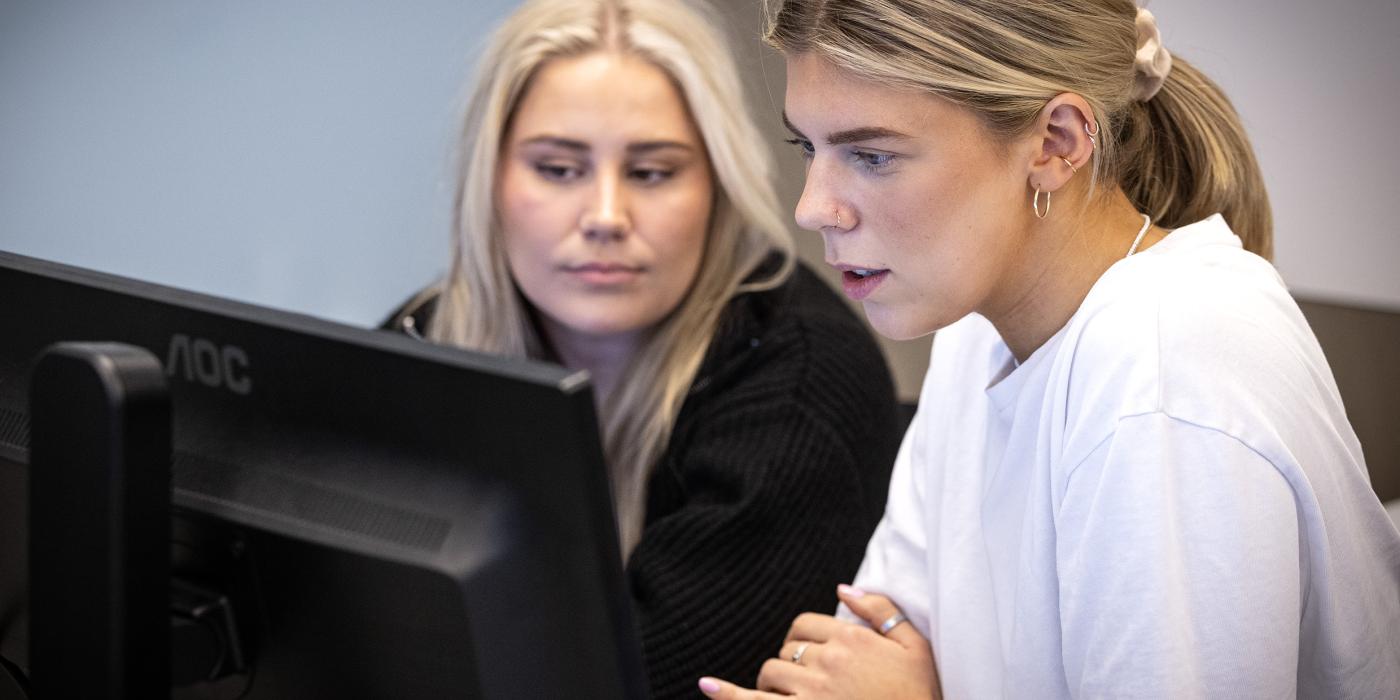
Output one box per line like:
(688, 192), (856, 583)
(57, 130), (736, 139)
(1126, 213), (1152, 257)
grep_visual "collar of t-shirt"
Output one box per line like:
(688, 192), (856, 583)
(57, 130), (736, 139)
(981, 213), (1238, 418)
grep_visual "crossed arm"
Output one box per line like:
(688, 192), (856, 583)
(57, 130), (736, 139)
(698, 585), (941, 700)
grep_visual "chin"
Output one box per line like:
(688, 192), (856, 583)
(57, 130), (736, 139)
(862, 302), (939, 341)
(556, 304), (668, 339)
(564, 317), (650, 338)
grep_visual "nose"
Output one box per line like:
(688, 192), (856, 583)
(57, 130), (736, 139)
(793, 157), (847, 233)
(581, 169), (630, 243)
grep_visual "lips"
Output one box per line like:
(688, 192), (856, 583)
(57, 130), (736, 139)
(562, 261), (645, 286)
(831, 264), (889, 301)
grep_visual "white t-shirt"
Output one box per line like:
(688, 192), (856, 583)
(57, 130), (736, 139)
(842, 215), (1400, 698)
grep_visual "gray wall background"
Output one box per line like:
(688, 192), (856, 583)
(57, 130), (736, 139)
(0, 0), (516, 326)
(2, 0), (1397, 400)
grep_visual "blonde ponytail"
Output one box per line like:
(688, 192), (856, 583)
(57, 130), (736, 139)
(1116, 56), (1273, 258)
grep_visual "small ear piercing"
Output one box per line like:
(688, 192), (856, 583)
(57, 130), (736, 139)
(1037, 122), (1096, 219)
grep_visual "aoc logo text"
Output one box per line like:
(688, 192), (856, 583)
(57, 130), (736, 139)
(166, 334), (251, 395)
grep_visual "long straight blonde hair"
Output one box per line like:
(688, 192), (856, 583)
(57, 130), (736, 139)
(432, 0), (794, 555)
(765, 0), (1272, 258)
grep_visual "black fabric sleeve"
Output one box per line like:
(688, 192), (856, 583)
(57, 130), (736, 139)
(627, 315), (899, 699)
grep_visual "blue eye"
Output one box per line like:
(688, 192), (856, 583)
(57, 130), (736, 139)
(785, 137), (815, 159)
(853, 150), (896, 171)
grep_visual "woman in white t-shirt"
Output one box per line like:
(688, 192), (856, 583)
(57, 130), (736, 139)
(700, 1), (1400, 698)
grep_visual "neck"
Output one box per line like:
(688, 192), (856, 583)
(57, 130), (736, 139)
(540, 321), (644, 407)
(982, 186), (1167, 363)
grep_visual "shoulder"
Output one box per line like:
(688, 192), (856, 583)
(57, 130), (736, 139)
(697, 259), (896, 413)
(671, 258), (900, 465)
(657, 258), (902, 517)
(1058, 216), (1340, 458)
(736, 258), (878, 340)
(380, 284), (441, 337)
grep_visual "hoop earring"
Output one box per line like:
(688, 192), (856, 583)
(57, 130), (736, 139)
(1059, 156), (1079, 174)
(1084, 121), (1099, 150)
(1032, 187), (1050, 219)
(835, 211), (842, 228)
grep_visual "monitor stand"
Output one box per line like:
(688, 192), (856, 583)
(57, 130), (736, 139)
(28, 343), (171, 699)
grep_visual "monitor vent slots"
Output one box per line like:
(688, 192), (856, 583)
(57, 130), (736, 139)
(0, 407), (27, 450)
(172, 451), (453, 553)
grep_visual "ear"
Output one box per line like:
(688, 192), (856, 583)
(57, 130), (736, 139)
(1026, 93), (1097, 193)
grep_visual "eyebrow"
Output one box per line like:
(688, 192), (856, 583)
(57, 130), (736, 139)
(520, 136), (589, 151)
(628, 141), (694, 155)
(782, 111), (911, 145)
(518, 136), (695, 154)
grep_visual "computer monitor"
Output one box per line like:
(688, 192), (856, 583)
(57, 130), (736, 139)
(0, 250), (646, 698)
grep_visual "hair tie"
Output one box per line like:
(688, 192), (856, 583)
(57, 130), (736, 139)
(1132, 8), (1172, 102)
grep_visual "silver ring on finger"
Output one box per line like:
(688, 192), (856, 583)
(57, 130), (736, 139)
(791, 641), (810, 665)
(878, 612), (908, 636)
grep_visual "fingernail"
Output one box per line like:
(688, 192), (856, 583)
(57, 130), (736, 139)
(698, 677), (721, 694)
(838, 583), (865, 598)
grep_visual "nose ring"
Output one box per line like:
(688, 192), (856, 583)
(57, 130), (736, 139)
(835, 211), (842, 228)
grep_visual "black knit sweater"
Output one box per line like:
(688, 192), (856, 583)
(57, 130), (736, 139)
(385, 261), (901, 699)
(632, 262), (900, 698)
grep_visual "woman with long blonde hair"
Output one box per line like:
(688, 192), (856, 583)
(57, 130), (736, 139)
(701, 0), (1400, 697)
(387, 0), (903, 695)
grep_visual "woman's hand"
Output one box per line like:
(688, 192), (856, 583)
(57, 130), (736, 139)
(698, 584), (940, 699)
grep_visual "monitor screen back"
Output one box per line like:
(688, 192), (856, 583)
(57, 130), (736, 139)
(0, 252), (644, 699)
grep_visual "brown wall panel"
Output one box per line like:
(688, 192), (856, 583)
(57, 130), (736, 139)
(1299, 299), (1400, 503)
